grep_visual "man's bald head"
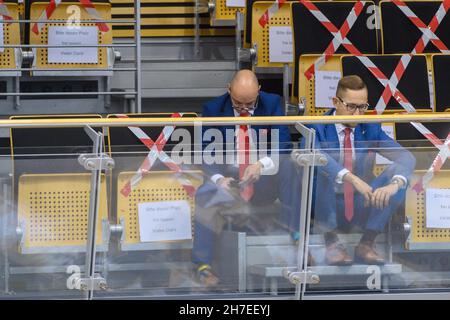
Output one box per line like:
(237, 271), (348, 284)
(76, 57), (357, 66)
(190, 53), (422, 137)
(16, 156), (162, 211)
(229, 70), (259, 90)
(228, 70), (260, 112)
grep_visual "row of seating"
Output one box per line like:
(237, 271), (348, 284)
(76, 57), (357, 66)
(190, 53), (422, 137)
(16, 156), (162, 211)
(21, 0), (236, 41)
(245, 0), (450, 115)
(6, 112), (449, 256)
(10, 113), (201, 254)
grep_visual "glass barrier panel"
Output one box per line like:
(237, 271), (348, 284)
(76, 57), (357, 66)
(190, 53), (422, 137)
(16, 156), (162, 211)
(305, 130), (450, 297)
(0, 146), (105, 299)
(92, 122), (306, 299)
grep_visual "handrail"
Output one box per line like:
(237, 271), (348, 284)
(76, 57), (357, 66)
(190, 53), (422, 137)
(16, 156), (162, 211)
(2, 113), (450, 128)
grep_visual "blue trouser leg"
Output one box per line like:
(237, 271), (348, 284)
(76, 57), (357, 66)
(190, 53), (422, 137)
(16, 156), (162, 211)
(192, 181), (221, 266)
(277, 157), (302, 233)
(363, 174), (406, 232)
(192, 216), (215, 266)
(333, 173), (406, 233)
(192, 176), (279, 267)
(192, 156), (304, 266)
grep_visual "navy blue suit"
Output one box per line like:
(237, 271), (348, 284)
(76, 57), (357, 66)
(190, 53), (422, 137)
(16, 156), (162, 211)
(308, 112), (416, 233)
(192, 91), (301, 266)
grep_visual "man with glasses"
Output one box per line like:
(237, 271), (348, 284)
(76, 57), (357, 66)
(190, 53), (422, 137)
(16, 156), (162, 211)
(309, 75), (415, 265)
(192, 70), (301, 287)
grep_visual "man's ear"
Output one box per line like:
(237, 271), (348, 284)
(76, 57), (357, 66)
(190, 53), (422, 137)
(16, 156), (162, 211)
(227, 83), (231, 94)
(332, 96), (339, 108)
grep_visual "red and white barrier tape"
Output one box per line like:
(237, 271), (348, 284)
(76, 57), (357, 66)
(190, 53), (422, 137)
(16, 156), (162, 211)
(371, 0), (450, 115)
(0, 0), (12, 21)
(116, 113), (196, 198)
(258, 0), (287, 28)
(32, 0), (109, 35)
(393, 0), (450, 54)
(356, 55), (449, 191)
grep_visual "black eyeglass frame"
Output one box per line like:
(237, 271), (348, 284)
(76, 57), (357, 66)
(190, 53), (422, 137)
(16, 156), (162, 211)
(337, 96), (370, 113)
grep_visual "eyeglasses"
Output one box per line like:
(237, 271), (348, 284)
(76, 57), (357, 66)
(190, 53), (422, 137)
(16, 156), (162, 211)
(337, 97), (369, 113)
(231, 94), (259, 112)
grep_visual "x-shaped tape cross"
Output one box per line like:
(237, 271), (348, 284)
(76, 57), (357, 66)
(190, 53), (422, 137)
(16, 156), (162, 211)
(393, 0), (450, 55)
(357, 55), (417, 114)
(356, 55), (449, 191)
(116, 113), (196, 198)
(31, 0), (109, 35)
(371, 0), (450, 115)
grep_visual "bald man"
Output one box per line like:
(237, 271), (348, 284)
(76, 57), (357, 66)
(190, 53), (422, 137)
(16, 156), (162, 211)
(192, 70), (300, 287)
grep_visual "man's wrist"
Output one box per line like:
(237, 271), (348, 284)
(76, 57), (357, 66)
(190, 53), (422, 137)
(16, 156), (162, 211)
(343, 171), (354, 184)
(390, 178), (403, 190)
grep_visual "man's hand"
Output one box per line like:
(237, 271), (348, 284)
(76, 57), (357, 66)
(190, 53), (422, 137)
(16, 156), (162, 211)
(241, 162), (263, 185)
(371, 183), (399, 210)
(344, 173), (373, 207)
(216, 177), (235, 190)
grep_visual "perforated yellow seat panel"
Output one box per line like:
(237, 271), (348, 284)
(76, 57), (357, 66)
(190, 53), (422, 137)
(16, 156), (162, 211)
(0, 3), (19, 70)
(29, 2), (112, 70)
(252, 1), (292, 69)
(406, 170), (450, 249)
(117, 171), (203, 246)
(17, 173), (108, 254)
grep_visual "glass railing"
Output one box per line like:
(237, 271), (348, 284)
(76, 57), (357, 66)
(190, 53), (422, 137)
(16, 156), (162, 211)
(304, 139), (450, 298)
(0, 114), (448, 299)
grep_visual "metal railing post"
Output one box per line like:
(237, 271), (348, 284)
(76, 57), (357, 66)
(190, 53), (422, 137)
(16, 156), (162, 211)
(134, 0), (142, 113)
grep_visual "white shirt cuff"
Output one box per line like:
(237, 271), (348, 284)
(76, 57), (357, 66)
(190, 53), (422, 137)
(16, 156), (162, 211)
(336, 169), (350, 184)
(258, 157), (277, 175)
(211, 174), (225, 185)
(392, 175), (407, 188)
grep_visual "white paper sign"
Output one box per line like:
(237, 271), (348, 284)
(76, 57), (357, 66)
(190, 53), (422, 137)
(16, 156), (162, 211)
(226, 0), (245, 7)
(428, 72), (435, 111)
(48, 26), (98, 63)
(138, 200), (192, 242)
(269, 26), (293, 63)
(426, 188), (450, 228)
(314, 71), (341, 108)
(376, 124), (395, 165)
(0, 17), (4, 53)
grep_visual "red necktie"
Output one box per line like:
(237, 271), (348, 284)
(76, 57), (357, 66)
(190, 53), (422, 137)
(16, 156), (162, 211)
(238, 111), (254, 201)
(343, 127), (354, 221)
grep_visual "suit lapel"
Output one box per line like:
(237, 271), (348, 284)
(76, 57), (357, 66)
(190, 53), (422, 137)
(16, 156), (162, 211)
(323, 124), (340, 163)
(325, 124), (340, 150)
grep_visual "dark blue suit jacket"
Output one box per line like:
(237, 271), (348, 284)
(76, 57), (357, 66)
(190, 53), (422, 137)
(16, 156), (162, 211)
(201, 91), (293, 177)
(308, 111), (416, 220)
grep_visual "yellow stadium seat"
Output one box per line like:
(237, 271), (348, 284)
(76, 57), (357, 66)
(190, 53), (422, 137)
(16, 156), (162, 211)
(17, 173), (109, 254)
(251, 1), (293, 71)
(0, 2), (21, 74)
(210, 0), (244, 26)
(298, 54), (341, 116)
(405, 170), (450, 250)
(116, 171), (203, 251)
(10, 114), (110, 254)
(29, 1), (113, 74)
(106, 113), (203, 251)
